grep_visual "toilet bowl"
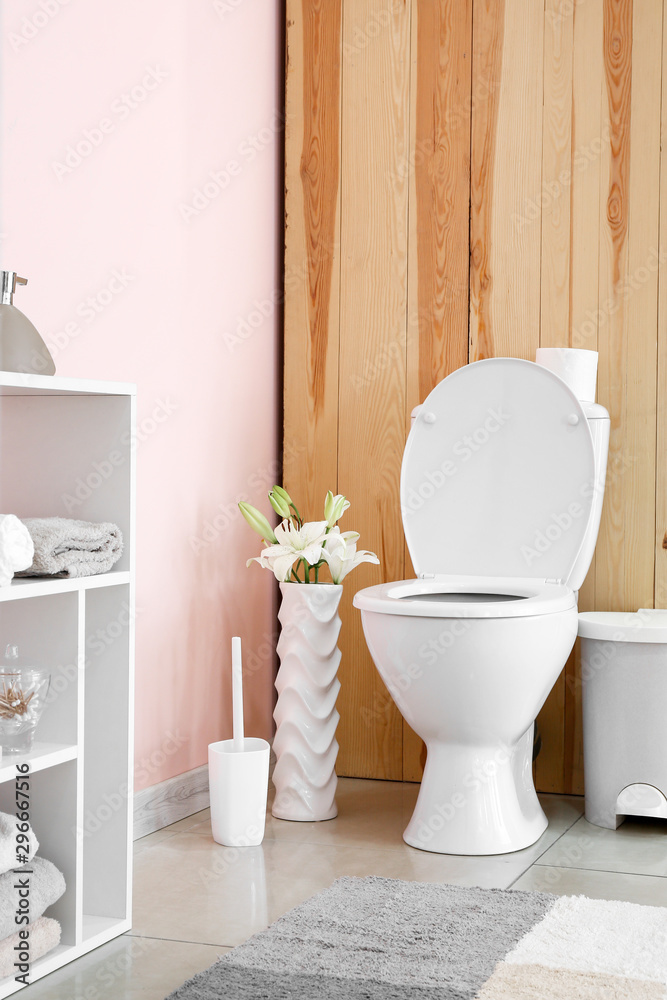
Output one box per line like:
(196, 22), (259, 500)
(353, 357), (610, 856)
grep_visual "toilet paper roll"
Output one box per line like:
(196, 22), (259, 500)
(535, 348), (598, 402)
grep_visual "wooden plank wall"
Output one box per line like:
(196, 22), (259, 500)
(284, 0), (667, 793)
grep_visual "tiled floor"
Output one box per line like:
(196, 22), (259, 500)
(22, 778), (667, 999)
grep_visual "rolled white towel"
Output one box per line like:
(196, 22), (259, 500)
(0, 811), (38, 875)
(0, 916), (61, 979)
(0, 515), (34, 587)
(0, 857), (66, 940)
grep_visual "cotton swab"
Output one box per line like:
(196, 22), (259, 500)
(232, 636), (244, 752)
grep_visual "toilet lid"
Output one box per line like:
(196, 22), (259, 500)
(402, 358), (596, 583)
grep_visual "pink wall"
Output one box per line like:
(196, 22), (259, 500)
(0, 1), (281, 789)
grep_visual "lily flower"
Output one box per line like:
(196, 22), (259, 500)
(322, 527), (379, 584)
(238, 502), (277, 544)
(324, 492), (350, 528)
(248, 519), (329, 582)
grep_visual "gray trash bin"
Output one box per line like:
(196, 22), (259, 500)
(579, 609), (667, 829)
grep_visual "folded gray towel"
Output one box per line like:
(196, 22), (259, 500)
(0, 857), (65, 940)
(0, 812), (38, 876)
(0, 916), (61, 979)
(18, 518), (123, 578)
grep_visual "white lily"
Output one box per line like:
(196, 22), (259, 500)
(247, 519), (329, 583)
(324, 492), (350, 528)
(322, 527), (379, 584)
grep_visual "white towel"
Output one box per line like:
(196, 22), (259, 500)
(0, 857), (65, 940)
(0, 812), (38, 875)
(18, 518), (123, 578)
(0, 515), (34, 587)
(0, 916), (61, 979)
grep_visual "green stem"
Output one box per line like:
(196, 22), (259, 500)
(314, 564), (319, 583)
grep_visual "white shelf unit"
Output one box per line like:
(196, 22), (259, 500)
(0, 373), (135, 996)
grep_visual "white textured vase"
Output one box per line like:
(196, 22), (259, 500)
(272, 582), (343, 821)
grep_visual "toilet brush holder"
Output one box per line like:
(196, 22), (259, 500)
(208, 737), (270, 847)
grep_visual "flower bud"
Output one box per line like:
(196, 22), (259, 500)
(269, 491), (291, 518)
(238, 502), (278, 543)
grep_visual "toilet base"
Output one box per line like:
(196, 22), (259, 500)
(403, 729), (547, 855)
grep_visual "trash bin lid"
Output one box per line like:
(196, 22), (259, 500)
(578, 609), (667, 642)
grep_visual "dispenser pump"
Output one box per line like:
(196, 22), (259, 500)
(0, 272), (28, 306)
(0, 271), (56, 375)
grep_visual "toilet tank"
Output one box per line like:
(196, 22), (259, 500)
(566, 401), (610, 592)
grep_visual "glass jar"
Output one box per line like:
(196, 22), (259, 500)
(0, 646), (51, 754)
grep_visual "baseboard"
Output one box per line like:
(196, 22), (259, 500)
(133, 764), (210, 840)
(133, 743), (276, 840)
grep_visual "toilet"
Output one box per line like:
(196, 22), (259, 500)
(353, 355), (610, 856)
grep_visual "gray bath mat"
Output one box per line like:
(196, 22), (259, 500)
(165, 875), (667, 998)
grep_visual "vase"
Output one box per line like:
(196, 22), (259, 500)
(272, 582), (343, 821)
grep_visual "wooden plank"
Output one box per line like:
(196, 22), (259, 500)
(595, 0), (633, 613)
(408, 0), (473, 401)
(623, 0), (661, 612)
(570, 0), (604, 350)
(403, 0), (473, 783)
(541, 0), (574, 349)
(469, 0), (505, 360)
(470, 0), (544, 362)
(336, 0), (412, 780)
(657, 0), (667, 609)
(283, 0), (342, 512)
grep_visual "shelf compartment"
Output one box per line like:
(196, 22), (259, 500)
(82, 585), (131, 926)
(0, 393), (133, 574)
(0, 760), (78, 949)
(0, 593), (80, 754)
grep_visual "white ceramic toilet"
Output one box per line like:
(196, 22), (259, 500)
(353, 354), (610, 856)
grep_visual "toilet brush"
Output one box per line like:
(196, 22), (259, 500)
(208, 637), (270, 846)
(232, 636), (244, 752)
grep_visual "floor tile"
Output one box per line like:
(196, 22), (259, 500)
(19, 935), (226, 1000)
(537, 813), (667, 877)
(181, 780), (582, 865)
(265, 778), (416, 850)
(131, 830), (551, 948)
(134, 810), (212, 855)
(511, 864), (667, 907)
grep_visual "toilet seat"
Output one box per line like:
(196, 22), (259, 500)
(353, 574), (575, 618)
(401, 358), (595, 587)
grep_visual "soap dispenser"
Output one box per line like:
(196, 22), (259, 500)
(0, 271), (56, 375)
